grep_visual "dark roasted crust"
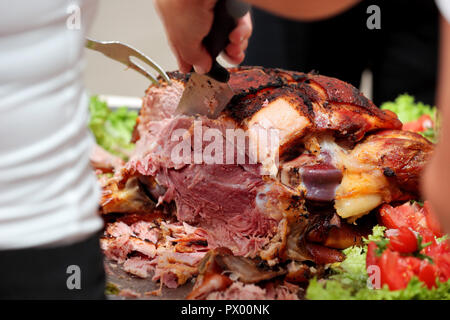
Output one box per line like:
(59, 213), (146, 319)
(166, 71), (191, 83)
(228, 86), (315, 126)
(159, 66), (402, 143)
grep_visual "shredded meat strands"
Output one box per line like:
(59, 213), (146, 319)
(101, 219), (209, 288)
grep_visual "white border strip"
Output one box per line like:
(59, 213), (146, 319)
(98, 95), (142, 110)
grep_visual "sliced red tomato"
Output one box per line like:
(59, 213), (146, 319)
(403, 120), (422, 132)
(387, 227), (418, 253)
(418, 261), (439, 289)
(434, 254), (450, 281)
(402, 114), (433, 132)
(379, 202), (426, 230)
(378, 204), (409, 229)
(378, 249), (411, 290)
(426, 239), (450, 282)
(373, 248), (438, 290)
(419, 228), (437, 248)
(379, 202), (438, 237)
(427, 237), (449, 256)
(402, 256), (421, 274)
(366, 241), (379, 268)
(373, 201), (450, 290)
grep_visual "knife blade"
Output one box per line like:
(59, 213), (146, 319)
(176, 0), (250, 119)
(176, 72), (235, 118)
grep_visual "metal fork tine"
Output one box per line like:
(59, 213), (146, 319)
(128, 59), (159, 85)
(85, 38), (171, 85)
(129, 50), (171, 84)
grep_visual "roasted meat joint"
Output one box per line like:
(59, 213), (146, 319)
(97, 67), (433, 299)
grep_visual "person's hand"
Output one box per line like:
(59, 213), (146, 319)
(154, 0), (252, 74)
(423, 15), (450, 235)
(422, 122), (450, 235)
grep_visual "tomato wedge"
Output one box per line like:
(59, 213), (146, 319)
(368, 245), (439, 291)
(372, 201), (450, 290)
(402, 114), (433, 132)
(378, 249), (411, 290)
(418, 261), (438, 289)
(379, 201), (438, 236)
(434, 254), (450, 281)
(378, 202), (424, 230)
(366, 241), (378, 268)
(387, 227), (417, 253)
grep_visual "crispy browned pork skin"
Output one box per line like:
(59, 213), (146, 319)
(99, 67), (433, 291)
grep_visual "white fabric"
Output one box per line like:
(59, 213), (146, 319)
(0, 0), (103, 249)
(436, 0), (450, 23)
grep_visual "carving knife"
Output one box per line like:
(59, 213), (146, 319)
(176, 0), (250, 119)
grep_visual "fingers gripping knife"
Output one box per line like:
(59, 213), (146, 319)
(176, 0), (251, 119)
(85, 38), (171, 85)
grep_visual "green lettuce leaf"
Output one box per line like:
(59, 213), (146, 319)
(307, 277), (450, 300)
(88, 96), (138, 160)
(380, 94), (435, 124)
(380, 94), (438, 142)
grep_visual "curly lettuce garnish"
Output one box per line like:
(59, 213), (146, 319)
(88, 96), (138, 160)
(381, 94), (435, 123)
(381, 94), (438, 143)
(307, 277), (450, 300)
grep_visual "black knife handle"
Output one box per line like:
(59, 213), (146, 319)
(203, 0), (250, 82)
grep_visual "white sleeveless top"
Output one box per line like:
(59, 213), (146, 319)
(0, 0), (103, 249)
(437, 0), (450, 23)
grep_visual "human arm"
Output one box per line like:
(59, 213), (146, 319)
(244, 0), (360, 21)
(154, 0), (252, 74)
(422, 14), (450, 234)
(154, 0), (359, 74)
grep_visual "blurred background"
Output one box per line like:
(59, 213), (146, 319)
(85, 0), (439, 106)
(85, 0), (177, 98)
(84, 0), (373, 99)
(85, 0), (235, 99)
